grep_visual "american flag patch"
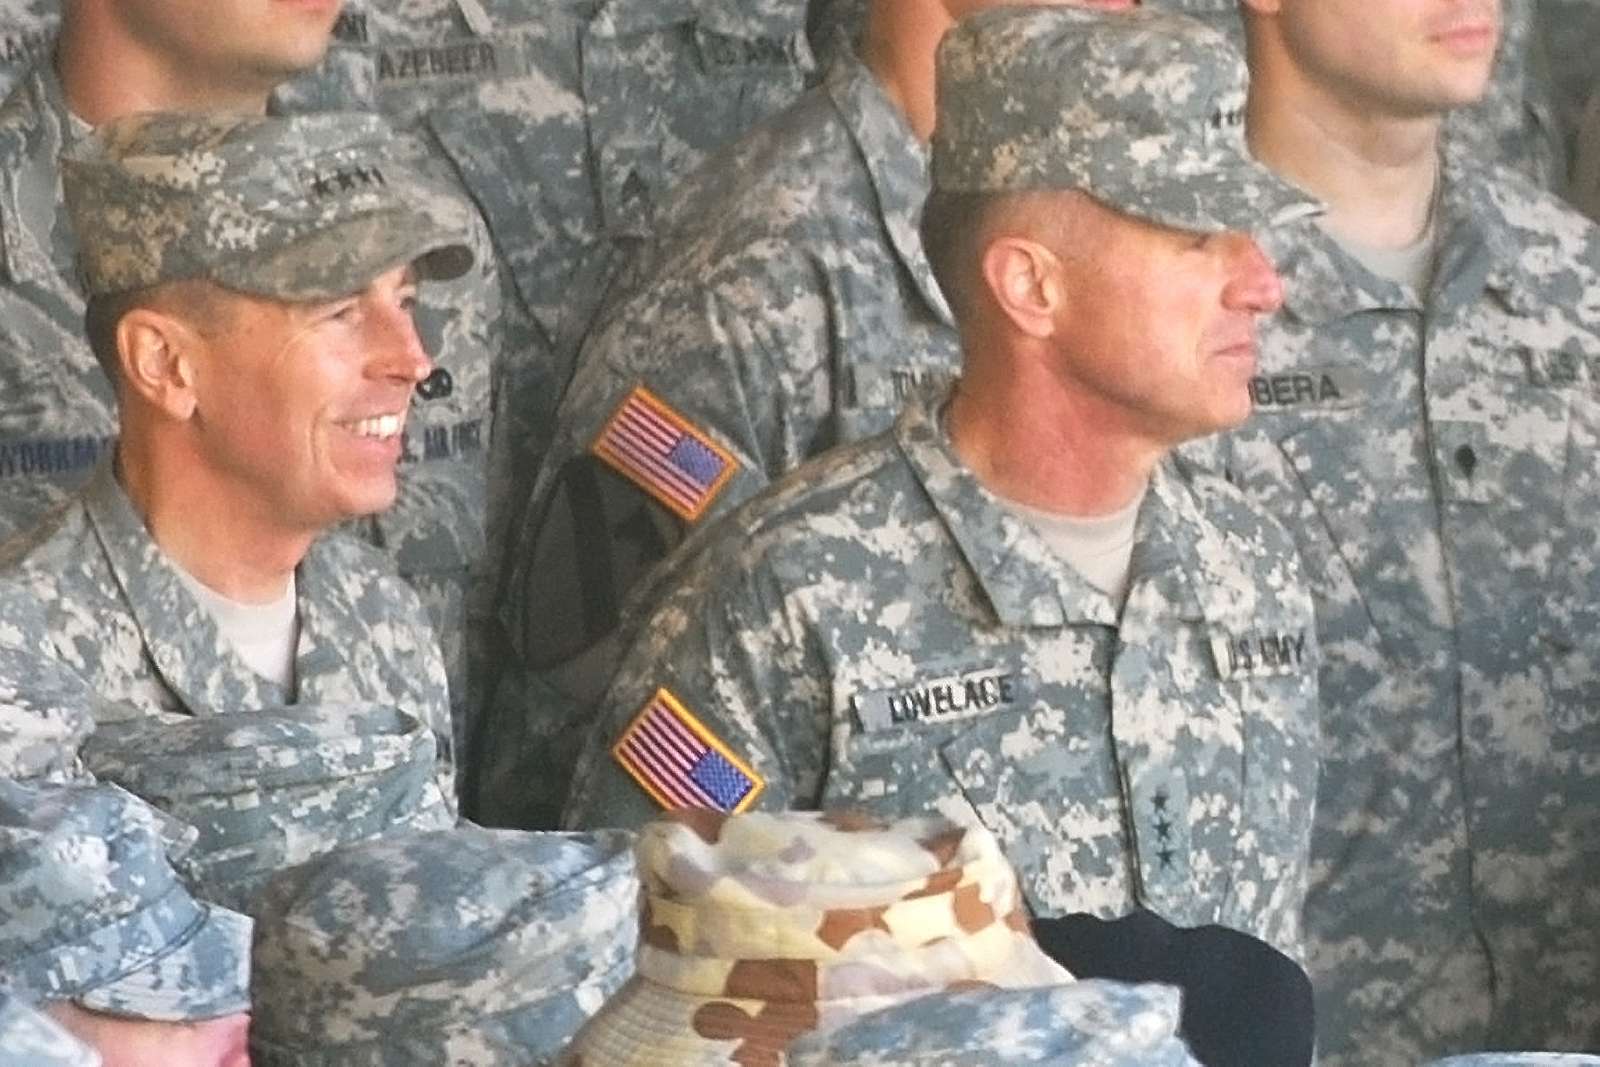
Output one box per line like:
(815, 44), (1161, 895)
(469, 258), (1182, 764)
(612, 688), (764, 813)
(591, 386), (739, 522)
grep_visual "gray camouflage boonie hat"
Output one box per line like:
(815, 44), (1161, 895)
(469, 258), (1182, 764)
(784, 981), (1200, 1066)
(0, 780), (252, 1023)
(0, 992), (100, 1067)
(60, 110), (474, 299)
(250, 826), (638, 1066)
(931, 6), (1318, 234)
(81, 704), (454, 912)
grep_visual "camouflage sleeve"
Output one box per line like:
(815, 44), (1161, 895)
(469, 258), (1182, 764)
(0, 580), (95, 784)
(562, 547), (828, 830)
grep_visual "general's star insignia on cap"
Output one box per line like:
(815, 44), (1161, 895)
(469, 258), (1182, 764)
(591, 386), (739, 522)
(612, 688), (764, 813)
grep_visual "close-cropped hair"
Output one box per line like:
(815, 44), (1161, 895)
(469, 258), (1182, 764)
(920, 188), (1092, 322)
(83, 280), (225, 382)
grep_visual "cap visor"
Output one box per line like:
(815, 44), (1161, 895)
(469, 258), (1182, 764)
(1101, 162), (1321, 237)
(75, 904), (252, 1023)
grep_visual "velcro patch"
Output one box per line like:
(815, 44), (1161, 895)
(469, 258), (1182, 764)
(591, 386), (739, 523)
(612, 689), (764, 813)
(853, 667), (1023, 733)
(1248, 368), (1362, 412)
(1210, 627), (1312, 681)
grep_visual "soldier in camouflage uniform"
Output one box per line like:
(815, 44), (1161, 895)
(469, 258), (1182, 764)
(268, 0), (816, 788)
(0, 780), (253, 1067)
(1181, 0), (1600, 1060)
(567, 8), (1321, 964)
(250, 824), (638, 1065)
(0, 114), (465, 807)
(0, 994), (99, 1067)
(783, 983), (1201, 1067)
(1536, 0), (1600, 165)
(564, 810), (1075, 1064)
(482, 0), (1135, 829)
(0, 1), (503, 752)
(0, 0), (52, 99)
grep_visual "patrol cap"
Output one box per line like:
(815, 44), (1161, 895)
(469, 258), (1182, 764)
(0, 993), (101, 1067)
(565, 810), (1073, 1066)
(0, 781), (252, 1023)
(931, 6), (1318, 234)
(81, 704), (455, 912)
(250, 825), (638, 1066)
(60, 111), (474, 300)
(784, 982), (1200, 1066)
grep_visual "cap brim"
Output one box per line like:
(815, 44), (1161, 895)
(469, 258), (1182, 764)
(211, 201), (473, 302)
(1096, 162), (1321, 236)
(75, 904), (252, 1023)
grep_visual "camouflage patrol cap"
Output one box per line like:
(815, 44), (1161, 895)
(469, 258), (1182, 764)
(784, 981), (1200, 1066)
(0, 781), (252, 1023)
(80, 704), (455, 912)
(60, 111), (474, 300)
(931, 6), (1317, 234)
(249, 825), (638, 1066)
(563, 810), (1073, 1066)
(0, 993), (101, 1067)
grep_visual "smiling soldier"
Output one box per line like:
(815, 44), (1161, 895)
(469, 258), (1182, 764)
(0, 110), (467, 803)
(566, 7), (1324, 963)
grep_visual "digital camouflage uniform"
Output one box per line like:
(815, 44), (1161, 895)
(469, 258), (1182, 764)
(1428, 1059), (1600, 1067)
(81, 705), (457, 911)
(0, 993), (98, 1067)
(250, 824), (637, 1066)
(0, 779), (252, 1022)
(566, 391), (1321, 961)
(563, 810), (1074, 1065)
(271, 0), (816, 773)
(783, 983), (1200, 1067)
(1177, 148), (1600, 1060)
(0, 463), (457, 803)
(486, 40), (957, 828)
(0, 0), (52, 101)
(0, 56), (501, 746)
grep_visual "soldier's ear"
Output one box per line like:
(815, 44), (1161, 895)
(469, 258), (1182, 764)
(116, 307), (200, 421)
(980, 234), (1063, 341)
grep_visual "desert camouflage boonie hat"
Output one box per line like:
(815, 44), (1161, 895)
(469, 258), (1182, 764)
(563, 810), (1073, 1066)
(249, 825), (638, 1066)
(0, 780), (252, 1023)
(931, 6), (1319, 234)
(60, 110), (474, 300)
(0, 993), (101, 1067)
(81, 704), (454, 911)
(784, 981), (1200, 1066)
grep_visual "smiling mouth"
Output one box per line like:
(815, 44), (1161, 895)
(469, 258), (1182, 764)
(344, 413), (405, 440)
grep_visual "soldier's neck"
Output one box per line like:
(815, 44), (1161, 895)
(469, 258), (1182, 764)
(859, 0), (952, 143)
(56, 13), (271, 128)
(945, 365), (1158, 520)
(116, 445), (311, 606)
(1246, 75), (1444, 251)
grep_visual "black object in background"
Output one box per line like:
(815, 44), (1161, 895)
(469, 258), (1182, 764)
(1032, 909), (1315, 1067)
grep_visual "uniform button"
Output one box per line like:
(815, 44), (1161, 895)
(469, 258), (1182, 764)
(1454, 444), (1477, 476)
(417, 368), (454, 401)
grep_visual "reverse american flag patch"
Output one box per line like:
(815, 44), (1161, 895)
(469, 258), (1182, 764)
(612, 688), (764, 813)
(591, 386), (739, 522)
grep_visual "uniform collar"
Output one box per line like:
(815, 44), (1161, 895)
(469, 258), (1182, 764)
(82, 461), (390, 713)
(823, 48), (953, 326)
(894, 387), (1226, 629)
(0, 55), (79, 288)
(1268, 147), (1545, 325)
